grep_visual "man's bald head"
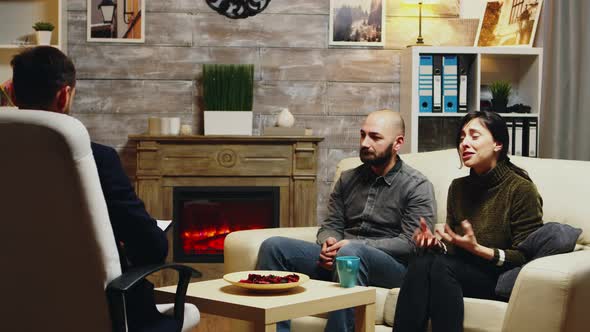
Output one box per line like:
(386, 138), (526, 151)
(363, 110), (405, 137)
(359, 110), (406, 175)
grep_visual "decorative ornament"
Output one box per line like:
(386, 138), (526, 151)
(217, 149), (237, 168)
(205, 0), (271, 19)
(276, 108), (295, 128)
(180, 124), (193, 136)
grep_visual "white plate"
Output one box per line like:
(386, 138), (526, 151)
(223, 270), (310, 292)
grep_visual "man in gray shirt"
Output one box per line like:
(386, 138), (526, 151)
(256, 110), (436, 332)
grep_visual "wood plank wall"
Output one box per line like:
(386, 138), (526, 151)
(66, 0), (478, 222)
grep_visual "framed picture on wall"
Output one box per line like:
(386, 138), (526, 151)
(87, 0), (145, 43)
(329, 0), (386, 47)
(474, 0), (543, 47)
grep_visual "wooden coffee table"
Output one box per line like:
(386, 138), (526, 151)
(156, 278), (376, 332)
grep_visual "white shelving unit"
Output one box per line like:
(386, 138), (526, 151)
(400, 46), (543, 155)
(0, 0), (66, 83)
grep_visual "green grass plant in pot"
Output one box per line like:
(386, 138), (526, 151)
(203, 64), (254, 135)
(33, 21), (55, 46)
(489, 80), (511, 113)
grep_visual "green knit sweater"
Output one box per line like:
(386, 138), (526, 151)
(446, 160), (543, 267)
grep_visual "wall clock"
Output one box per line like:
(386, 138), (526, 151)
(205, 0), (271, 19)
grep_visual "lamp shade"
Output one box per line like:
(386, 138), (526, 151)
(98, 0), (116, 24)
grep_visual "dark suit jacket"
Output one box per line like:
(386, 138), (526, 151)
(92, 143), (176, 330)
(91, 142), (168, 269)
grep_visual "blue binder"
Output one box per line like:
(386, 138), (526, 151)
(442, 55), (458, 113)
(419, 55), (433, 113)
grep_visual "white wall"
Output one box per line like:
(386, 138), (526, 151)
(460, 0), (486, 18)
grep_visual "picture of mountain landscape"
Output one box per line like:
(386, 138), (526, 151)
(330, 0), (385, 46)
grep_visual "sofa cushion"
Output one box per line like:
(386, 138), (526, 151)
(495, 222), (583, 298)
(374, 287), (388, 325)
(383, 288), (507, 331)
(519, 222), (582, 257)
(500, 155), (590, 247)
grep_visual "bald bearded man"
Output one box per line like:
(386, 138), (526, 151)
(256, 110), (437, 332)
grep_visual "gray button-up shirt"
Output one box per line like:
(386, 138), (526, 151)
(317, 157), (436, 263)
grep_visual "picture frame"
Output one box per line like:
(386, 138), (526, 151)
(87, 0), (145, 43)
(329, 0), (386, 47)
(474, 0), (543, 47)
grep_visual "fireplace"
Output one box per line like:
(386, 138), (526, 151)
(130, 135), (322, 283)
(173, 186), (280, 263)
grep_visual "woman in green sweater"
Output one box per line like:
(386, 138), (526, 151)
(393, 111), (543, 332)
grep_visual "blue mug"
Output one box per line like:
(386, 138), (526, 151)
(336, 256), (360, 288)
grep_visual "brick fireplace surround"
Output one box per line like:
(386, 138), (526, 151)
(129, 135), (323, 285)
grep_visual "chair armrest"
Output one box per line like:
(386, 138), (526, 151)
(223, 227), (318, 273)
(106, 263), (201, 332)
(502, 250), (590, 332)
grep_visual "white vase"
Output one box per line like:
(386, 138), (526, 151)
(276, 108), (295, 128)
(204, 111), (253, 135)
(36, 31), (52, 45)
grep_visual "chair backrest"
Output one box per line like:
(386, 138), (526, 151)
(0, 109), (122, 331)
(334, 149), (590, 247)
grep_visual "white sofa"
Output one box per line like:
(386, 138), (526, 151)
(224, 149), (590, 332)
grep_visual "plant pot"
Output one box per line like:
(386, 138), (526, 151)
(492, 98), (508, 113)
(204, 111), (253, 135)
(36, 31), (52, 45)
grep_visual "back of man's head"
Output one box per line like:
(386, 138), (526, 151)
(11, 46), (76, 110)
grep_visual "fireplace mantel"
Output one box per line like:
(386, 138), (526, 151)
(129, 135), (324, 228)
(129, 135), (323, 282)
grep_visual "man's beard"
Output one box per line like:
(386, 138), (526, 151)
(360, 143), (394, 166)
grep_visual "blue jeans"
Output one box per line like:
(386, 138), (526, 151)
(256, 236), (407, 332)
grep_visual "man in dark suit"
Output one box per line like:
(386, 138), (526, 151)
(10, 46), (170, 330)
(91, 142), (168, 267)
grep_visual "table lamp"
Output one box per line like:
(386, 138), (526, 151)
(404, 0), (438, 47)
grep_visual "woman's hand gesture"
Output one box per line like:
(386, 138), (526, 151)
(437, 220), (478, 253)
(413, 217), (440, 248)
(436, 220), (495, 260)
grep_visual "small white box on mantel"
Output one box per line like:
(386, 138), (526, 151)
(204, 111), (253, 135)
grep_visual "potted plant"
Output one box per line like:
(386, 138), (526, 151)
(33, 21), (55, 46)
(203, 64), (254, 135)
(489, 80), (511, 113)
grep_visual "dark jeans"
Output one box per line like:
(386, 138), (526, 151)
(257, 236), (407, 332)
(393, 253), (503, 332)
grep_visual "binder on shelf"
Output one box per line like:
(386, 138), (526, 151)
(528, 118), (538, 157)
(506, 117), (514, 155)
(432, 55), (443, 112)
(442, 55), (458, 113)
(513, 118), (524, 156)
(458, 55), (471, 112)
(418, 55), (433, 113)
(522, 118), (530, 157)
(507, 117), (538, 157)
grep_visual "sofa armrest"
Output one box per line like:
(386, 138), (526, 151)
(502, 250), (590, 332)
(223, 227), (319, 273)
